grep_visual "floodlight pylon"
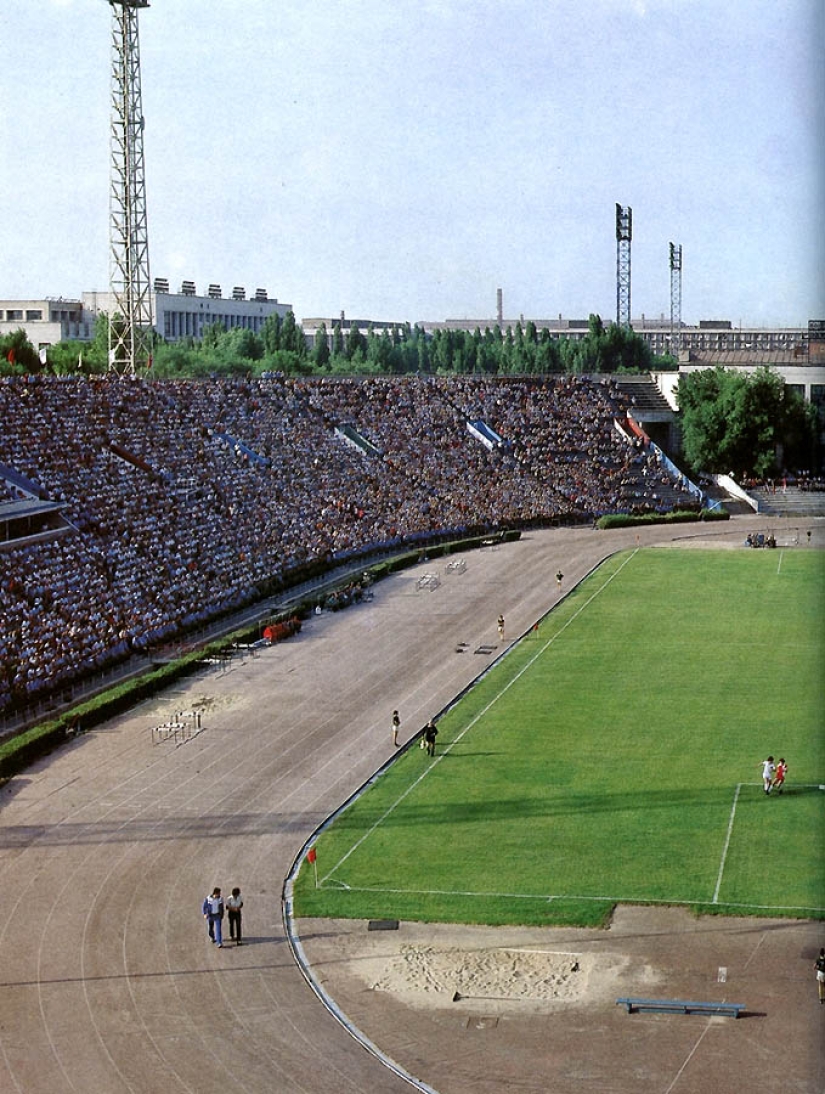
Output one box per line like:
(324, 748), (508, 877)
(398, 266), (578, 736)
(669, 242), (683, 361)
(108, 0), (153, 375)
(615, 204), (632, 329)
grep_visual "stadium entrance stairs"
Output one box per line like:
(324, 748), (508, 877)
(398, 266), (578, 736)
(751, 486), (825, 519)
(614, 375), (674, 416)
(614, 375), (677, 450)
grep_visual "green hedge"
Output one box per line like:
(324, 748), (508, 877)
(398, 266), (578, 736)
(596, 508), (729, 530)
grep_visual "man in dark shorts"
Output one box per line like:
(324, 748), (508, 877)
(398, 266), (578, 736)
(424, 720), (439, 757)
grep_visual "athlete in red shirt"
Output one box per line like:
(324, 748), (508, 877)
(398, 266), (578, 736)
(772, 758), (787, 794)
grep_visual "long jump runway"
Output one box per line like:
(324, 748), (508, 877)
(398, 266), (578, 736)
(0, 521), (822, 1094)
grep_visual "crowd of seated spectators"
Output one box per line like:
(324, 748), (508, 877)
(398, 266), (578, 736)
(0, 373), (690, 714)
(741, 472), (824, 494)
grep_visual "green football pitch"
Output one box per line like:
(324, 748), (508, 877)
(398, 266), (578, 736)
(293, 547), (825, 927)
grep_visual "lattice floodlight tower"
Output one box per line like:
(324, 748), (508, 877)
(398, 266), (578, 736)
(108, 0), (153, 376)
(669, 242), (683, 360)
(615, 203), (632, 329)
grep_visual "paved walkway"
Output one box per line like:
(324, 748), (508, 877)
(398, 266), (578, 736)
(0, 518), (822, 1093)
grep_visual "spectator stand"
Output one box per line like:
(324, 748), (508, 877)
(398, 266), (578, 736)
(0, 373), (695, 735)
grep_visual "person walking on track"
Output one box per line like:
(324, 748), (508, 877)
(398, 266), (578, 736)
(424, 719), (439, 757)
(227, 887), (244, 945)
(202, 887), (225, 947)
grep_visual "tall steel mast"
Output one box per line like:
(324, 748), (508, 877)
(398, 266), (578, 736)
(669, 242), (683, 361)
(615, 203), (632, 330)
(108, 0), (152, 375)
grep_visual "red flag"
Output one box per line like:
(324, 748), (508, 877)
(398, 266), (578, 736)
(306, 847), (317, 864)
(6, 348), (15, 364)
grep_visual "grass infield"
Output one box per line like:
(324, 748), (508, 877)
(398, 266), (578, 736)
(293, 547), (825, 927)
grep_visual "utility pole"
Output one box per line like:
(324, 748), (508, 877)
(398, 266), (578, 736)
(108, 0), (153, 375)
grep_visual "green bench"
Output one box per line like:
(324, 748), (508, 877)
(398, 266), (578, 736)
(616, 997), (745, 1018)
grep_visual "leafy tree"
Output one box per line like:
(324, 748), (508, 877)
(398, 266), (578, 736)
(501, 326), (515, 373)
(256, 349), (316, 376)
(536, 328), (562, 373)
(0, 329), (40, 373)
(44, 340), (90, 375)
(558, 314), (652, 374)
(365, 328), (393, 373)
(261, 313), (283, 354)
(677, 366), (817, 477)
(279, 310), (307, 357)
(416, 331), (431, 373)
(313, 322), (330, 370)
(151, 341), (201, 377)
(331, 321), (345, 358)
(345, 322), (366, 362)
(219, 326), (264, 362)
(91, 312), (114, 371)
(780, 387), (819, 471)
(201, 321), (226, 351)
(431, 328), (454, 374)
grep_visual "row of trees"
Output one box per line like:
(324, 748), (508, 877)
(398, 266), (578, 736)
(1, 312), (667, 380)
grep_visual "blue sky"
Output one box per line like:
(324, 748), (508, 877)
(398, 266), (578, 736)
(1, 0), (822, 327)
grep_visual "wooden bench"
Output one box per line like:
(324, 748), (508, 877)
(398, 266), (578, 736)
(616, 997), (745, 1018)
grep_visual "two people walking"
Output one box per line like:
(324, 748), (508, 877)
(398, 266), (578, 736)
(203, 886), (244, 947)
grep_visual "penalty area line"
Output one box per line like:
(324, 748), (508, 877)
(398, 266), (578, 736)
(315, 882), (824, 915)
(713, 783), (741, 904)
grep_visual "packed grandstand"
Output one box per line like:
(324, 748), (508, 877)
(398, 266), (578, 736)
(0, 373), (697, 716)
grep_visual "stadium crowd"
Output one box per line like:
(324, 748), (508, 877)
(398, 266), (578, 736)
(0, 373), (692, 713)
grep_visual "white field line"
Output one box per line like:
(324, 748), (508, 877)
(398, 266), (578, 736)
(322, 779), (825, 911)
(321, 549), (640, 884)
(663, 1024), (714, 1094)
(316, 882), (824, 915)
(777, 549), (784, 575)
(713, 783), (741, 904)
(713, 781), (825, 902)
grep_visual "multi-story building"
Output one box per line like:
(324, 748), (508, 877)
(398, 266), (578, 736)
(0, 298), (94, 349)
(1, 280), (291, 351)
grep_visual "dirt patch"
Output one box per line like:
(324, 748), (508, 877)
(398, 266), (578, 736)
(144, 690), (238, 719)
(367, 943), (642, 1011)
(298, 909), (825, 1093)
